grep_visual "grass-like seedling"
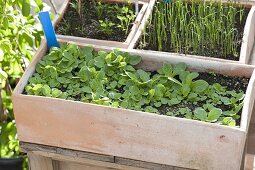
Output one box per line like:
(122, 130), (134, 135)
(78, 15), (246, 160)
(25, 44), (248, 127)
(139, 0), (248, 59)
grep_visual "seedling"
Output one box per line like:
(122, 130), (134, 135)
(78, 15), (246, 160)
(25, 43), (246, 127)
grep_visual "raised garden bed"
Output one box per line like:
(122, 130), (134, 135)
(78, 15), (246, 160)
(53, 0), (149, 48)
(130, 0), (255, 64)
(12, 40), (255, 169)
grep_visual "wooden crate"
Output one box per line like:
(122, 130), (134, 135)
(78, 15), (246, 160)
(129, 1), (255, 64)
(50, 0), (149, 48)
(13, 41), (255, 170)
(21, 142), (193, 170)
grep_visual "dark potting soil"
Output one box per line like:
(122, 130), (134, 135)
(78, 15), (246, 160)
(55, 0), (139, 42)
(157, 72), (249, 125)
(136, 3), (250, 61)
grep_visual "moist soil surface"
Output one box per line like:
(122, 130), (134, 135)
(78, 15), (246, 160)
(137, 4), (250, 61)
(55, 0), (139, 42)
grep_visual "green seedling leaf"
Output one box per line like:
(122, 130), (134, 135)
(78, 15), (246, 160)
(182, 84), (190, 97)
(137, 69), (150, 82)
(42, 85), (51, 97)
(158, 63), (173, 76)
(173, 63), (187, 74)
(222, 117), (236, 126)
(168, 76), (182, 86)
(128, 55), (141, 65)
(52, 89), (62, 98)
(186, 72), (199, 86)
(207, 108), (222, 122)
(194, 108), (207, 121)
(192, 80), (209, 93)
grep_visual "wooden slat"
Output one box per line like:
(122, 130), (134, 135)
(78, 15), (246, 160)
(245, 154), (255, 170)
(23, 142), (189, 170)
(248, 123), (255, 154)
(21, 142), (115, 163)
(240, 6), (255, 64)
(28, 153), (54, 170)
(128, 0), (155, 49)
(125, 3), (148, 44)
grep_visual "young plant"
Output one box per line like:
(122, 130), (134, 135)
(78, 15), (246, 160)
(140, 0), (247, 59)
(98, 19), (115, 35)
(117, 6), (136, 35)
(25, 43), (247, 127)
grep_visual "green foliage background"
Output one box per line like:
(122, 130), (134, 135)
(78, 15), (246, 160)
(0, 0), (43, 168)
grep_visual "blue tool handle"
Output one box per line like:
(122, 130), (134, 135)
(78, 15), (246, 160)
(39, 11), (59, 48)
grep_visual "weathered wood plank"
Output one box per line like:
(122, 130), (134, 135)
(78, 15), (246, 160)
(240, 6), (255, 64)
(248, 123), (255, 154)
(28, 153), (53, 170)
(21, 142), (114, 163)
(23, 142), (189, 170)
(244, 154), (255, 170)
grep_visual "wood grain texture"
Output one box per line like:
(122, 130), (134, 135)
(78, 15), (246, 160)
(240, 6), (255, 64)
(248, 123), (255, 154)
(28, 153), (53, 170)
(22, 142), (189, 170)
(128, 0), (155, 49)
(13, 42), (255, 170)
(244, 154), (255, 170)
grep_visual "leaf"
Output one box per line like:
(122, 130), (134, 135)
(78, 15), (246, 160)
(120, 100), (129, 108)
(81, 86), (92, 93)
(22, 0), (31, 17)
(109, 91), (121, 99)
(192, 80), (209, 93)
(137, 69), (150, 82)
(3, 17), (9, 29)
(125, 71), (139, 82)
(154, 102), (161, 107)
(158, 63), (172, 76)
(166, 112), (174, 116)
(128, 55), (141, 65)
(173, 63), (187, 74)
(129, 86), (140, 94)
(194, 108), (207, 121)
(207, 108), (222, 122)
(186, 72), (199, 86)
(0, 68), (7, 80)
(0, 49), (4, 61)
(182, 84), (190, 97)
(213, 83), (226, 92)
(169, 98), (180, 105)
(168, 76), (182, 86)
(160, 98), (169, 104)
(222, 117), (236, 126)
(52, 89), (62, 98)
(94, 56), (105, 68)
(42, 85), (51, 97)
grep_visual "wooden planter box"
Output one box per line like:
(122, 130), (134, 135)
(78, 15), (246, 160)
(13, 40), (255, 170)
(129, 1), (255, 64)
(50, 0), (149, 48)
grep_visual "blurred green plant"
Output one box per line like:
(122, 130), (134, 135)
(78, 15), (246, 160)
(0, 0), (44, 169)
